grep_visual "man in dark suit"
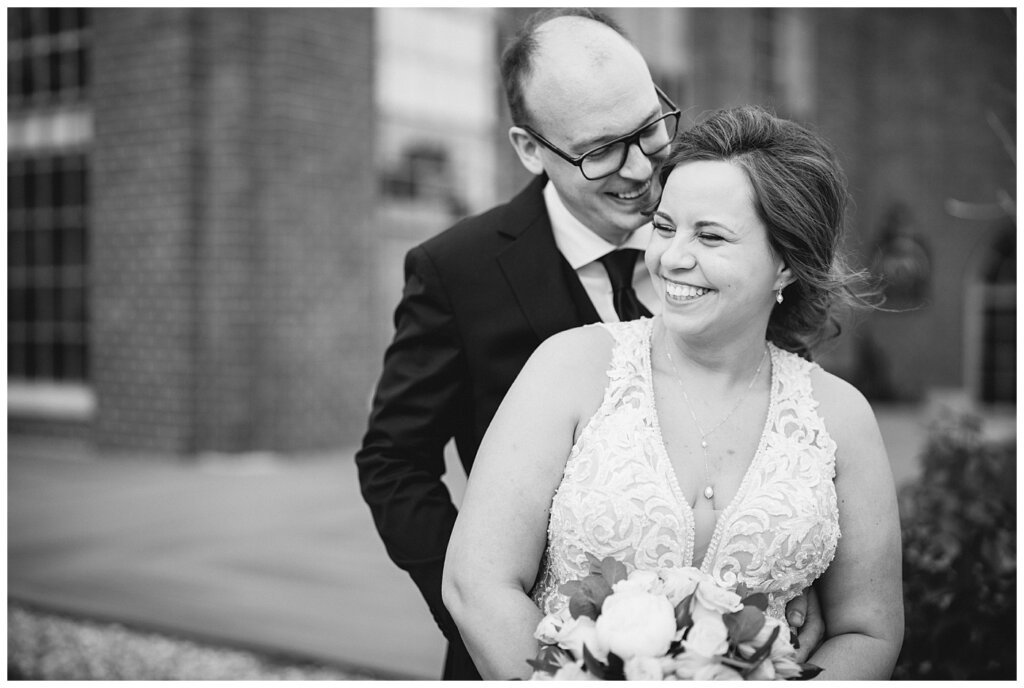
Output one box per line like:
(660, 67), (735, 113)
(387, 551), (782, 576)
(357, 8), (817, 680)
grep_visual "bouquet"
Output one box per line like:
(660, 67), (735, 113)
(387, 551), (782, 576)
(529, 556), (822, 680)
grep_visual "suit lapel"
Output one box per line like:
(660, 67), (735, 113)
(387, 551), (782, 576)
(496, 176), (599, 341)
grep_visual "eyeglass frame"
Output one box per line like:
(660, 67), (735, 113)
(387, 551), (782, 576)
(519, 85), (682, 181)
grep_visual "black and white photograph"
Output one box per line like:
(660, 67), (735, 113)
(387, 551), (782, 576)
(7, 5), (1016, 681)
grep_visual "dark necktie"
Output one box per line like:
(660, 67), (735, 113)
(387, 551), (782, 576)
(598, 249), (652, 321)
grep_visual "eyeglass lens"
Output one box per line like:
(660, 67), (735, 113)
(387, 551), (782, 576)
(581, 113), (679, 180)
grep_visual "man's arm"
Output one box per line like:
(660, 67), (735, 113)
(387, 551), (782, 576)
(785, 585), (825, 663)
(355, 244), (466, 643)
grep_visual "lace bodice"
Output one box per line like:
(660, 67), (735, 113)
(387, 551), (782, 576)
(531, 319), (840, 620)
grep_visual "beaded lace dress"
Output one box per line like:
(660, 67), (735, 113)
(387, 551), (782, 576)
(530, 319), (841, 621)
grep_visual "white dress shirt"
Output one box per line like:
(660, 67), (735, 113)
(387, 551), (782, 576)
(544, 181), (661, 323)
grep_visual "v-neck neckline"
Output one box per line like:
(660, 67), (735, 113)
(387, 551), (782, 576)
(641, 319), (779, 573)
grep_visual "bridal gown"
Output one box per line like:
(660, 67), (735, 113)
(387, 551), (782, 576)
(531, 319), (841, 621)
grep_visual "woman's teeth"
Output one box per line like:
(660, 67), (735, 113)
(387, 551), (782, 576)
(666, 282), (710, 300)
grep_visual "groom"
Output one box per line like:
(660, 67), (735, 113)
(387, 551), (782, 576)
(356, 9), (819, 680)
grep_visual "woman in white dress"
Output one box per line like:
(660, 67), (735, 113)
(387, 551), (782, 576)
(442, 106), (904, 680)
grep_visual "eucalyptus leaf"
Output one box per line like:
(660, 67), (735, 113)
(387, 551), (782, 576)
(741, 591), (769, 611)
(723, 604), (766, 644)
(740, 624), (780, 677)
(581, 644), (607, 679)
(674, 591), (695, 630)
(599, 556), (628, 585)
(796, 662), (824, 680)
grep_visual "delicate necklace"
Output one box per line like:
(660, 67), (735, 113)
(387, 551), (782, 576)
(663, 332), (768, 501)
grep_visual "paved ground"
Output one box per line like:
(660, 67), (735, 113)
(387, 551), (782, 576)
(6, 401), (1014, 679)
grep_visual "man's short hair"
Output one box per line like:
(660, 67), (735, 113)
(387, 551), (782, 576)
(499, 8), (629, 128)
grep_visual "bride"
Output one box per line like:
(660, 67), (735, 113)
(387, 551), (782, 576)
(442, 106), (904, 680)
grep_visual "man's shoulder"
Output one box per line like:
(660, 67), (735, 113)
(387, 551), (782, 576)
(419, 175), (548, 257)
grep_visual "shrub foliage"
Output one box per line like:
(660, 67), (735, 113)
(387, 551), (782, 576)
(894, 413), (1016, 679)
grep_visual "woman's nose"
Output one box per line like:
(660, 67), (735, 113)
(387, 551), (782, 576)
(618, 142), (654, 181)
(662, 238), (697, 270)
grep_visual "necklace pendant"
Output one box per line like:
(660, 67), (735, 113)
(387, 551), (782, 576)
(700, 440), (708, 449)
(703, 485), (715, 500)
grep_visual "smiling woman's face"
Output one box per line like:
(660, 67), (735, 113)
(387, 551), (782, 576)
(645, 159), (791, 343)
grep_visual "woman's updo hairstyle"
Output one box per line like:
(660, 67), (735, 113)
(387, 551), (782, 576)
(660, 105), (867, 358)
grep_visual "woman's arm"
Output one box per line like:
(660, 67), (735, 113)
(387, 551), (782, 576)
(442, 327), (611, 680)
(807, 369), (904, 679)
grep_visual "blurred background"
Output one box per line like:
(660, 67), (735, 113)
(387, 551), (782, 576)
(7, 6), (1016, 681)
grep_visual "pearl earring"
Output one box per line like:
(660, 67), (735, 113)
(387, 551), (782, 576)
(776, 289), (784, 304)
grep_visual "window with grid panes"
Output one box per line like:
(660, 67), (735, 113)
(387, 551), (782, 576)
(8, 8), (91, 383)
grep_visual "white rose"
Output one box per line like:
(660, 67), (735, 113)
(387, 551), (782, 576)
(555, 615), (607, 663)
(746, 657), (777, 680)
(534, 612), (563, 645)
(613, 568), (659, 595)
(594, 589), (676, 660)
(738, 614), (795, 660)
(694, 579), (743, 614)
(684, 614), (730, 657)
(623, 655), (665, 680)
(772, 656), (805, 679)
(671, 651), (716, 679)
(657, 567), (704, 604)
(693, 662), (745, 680)
(551, 662), (595, 680)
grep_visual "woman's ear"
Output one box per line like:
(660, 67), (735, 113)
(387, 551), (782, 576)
(774, 262), (795, 292)
(508, 126), (546, 176)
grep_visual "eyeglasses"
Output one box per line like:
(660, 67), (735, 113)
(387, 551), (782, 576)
(522, 85), (681, 181)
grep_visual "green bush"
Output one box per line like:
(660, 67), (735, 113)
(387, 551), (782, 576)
(893, 413), (1016, 680)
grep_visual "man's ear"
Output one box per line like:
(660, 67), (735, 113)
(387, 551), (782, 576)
(508, 126), (546, 176)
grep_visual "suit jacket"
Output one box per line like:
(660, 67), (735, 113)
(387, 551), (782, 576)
(355, 174), (600, 679)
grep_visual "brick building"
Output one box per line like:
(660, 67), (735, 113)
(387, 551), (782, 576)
(8, 8), (1015, 456)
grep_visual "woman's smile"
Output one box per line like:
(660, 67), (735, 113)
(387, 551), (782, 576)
(663, 278), (714, 304)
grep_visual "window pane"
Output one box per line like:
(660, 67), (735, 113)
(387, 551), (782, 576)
(9, 56), (23, 98)
(58, 7), (81, 34)
(33, 161), (53, 208)
(9, 286), (29, 323)
(45, 8), (61, 35)
(48, 50), (62, 96)
(78, 46), (88, 92)
(58, 223), (85, 266)
(34, 285), (56, 322)
(65, 341), (87, 380)
(9, 8), (27, 41)
(9, 228), (29, 267)
(60, 283), (86, 325)
(20, 54), (35, 99)
(9, 339), (28, 378)
(9, 162), (26, 209)
(61, 163), (86, 206)
(34, 339), (55, 379)
(30, 227), (55, 264)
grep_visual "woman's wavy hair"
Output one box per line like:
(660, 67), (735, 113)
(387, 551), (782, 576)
(660, 105), (871, 359)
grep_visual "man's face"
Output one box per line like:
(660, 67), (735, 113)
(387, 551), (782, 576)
(526, 71), (670, 245)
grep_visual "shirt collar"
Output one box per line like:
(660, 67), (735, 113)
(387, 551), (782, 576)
(544, 180), (652, 270)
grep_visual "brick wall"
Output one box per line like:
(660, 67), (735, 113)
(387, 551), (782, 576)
(91, 9), (376, 453)
(92, 8), (198, 453)
(814, 8), (1015, 399)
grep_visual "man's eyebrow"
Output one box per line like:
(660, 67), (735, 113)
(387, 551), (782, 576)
(575, 103), (663, 152)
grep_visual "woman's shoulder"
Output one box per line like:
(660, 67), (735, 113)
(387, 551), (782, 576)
(536, 320), (648, 365)
(808, 365), (884, 457)
(532, 322), (617, 370)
